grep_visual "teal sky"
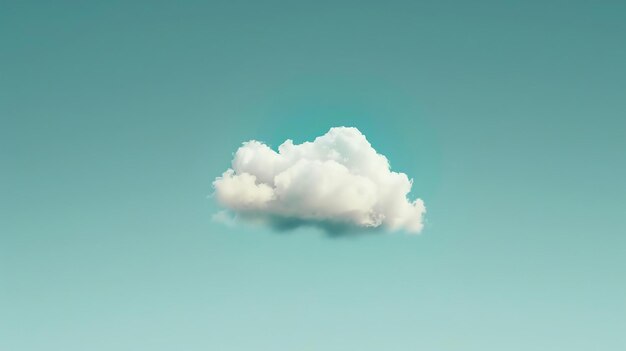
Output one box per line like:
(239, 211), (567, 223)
(2, 1), (625, 350)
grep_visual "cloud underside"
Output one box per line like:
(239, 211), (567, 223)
(213, 127), (425, 234)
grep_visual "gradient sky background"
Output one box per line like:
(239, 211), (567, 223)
(2, 1), (625, 350)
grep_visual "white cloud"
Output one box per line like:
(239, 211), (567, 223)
(212, 127), (426, 233)
(211, 210), (237, 227)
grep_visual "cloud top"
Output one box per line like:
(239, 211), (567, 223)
(213, 127), (425, 233)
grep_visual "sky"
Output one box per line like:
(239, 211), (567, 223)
(2, 0), (625, 350)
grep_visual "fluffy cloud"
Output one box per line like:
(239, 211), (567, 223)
(212, 127), (425, 233)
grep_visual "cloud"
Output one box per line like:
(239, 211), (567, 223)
(211, 210), (237, 227)
(212, 127), (425, 234)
